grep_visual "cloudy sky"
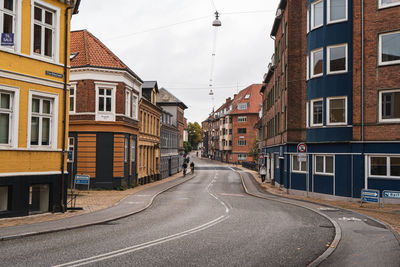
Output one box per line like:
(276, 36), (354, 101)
(71, 0), (280, 123)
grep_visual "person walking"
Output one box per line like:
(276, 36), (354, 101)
(190, 161), (195, 174)
(259, 164), (267, 183)
(182, 162), (188, 176)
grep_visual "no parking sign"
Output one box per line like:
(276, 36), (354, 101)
(297, 143), (307, 153)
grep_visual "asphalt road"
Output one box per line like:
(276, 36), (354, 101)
(0, 157), (334, 267)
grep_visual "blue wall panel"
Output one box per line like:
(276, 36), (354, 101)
(335, 155), (351, 197)
(291, 173), (307, 191)
(368, 179), (400, 196)
(314, 175), (334, 195)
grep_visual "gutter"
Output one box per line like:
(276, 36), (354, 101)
(61, 5), (74, 212)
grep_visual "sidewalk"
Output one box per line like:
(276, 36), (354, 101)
(237, 168), (400, 266)
(0, 171), (193, 241)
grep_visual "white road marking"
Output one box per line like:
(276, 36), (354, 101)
(125, 201), (144, 205)
(219, 193), (245, 197)
(54, 170), (231, 267)
(338, 217), (362, 222)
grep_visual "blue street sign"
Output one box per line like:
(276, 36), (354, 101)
(75, 175), (90, 185)
(361, 189), (380, 207)
(67, 151), (73, 160)
(1, 33), (14, 46)
(382, 190), (400, 207)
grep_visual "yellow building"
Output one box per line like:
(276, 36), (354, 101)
(0, 0), (80, 217)
(138, 81), (162, 184)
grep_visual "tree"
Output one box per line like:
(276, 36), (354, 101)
(188, 122), (202, 149)
(247, 136), (259, 162)
(184, 141), (192, 153)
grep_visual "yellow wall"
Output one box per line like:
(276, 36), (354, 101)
(0, 0), (72, 174)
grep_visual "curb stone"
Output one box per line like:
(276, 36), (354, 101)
(0, 174), (196, 241)
(232, 169), (341, 267)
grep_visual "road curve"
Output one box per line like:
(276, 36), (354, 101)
(0, 157), (334, 266)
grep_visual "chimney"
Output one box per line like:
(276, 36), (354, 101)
(226, 97), (231, 103)
(234, 94), (237, 98)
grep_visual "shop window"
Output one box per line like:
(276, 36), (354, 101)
(311, 48), (323, 77)
(327, 44), (347, 74)
(379, 31), (400, 66)
(370, 156), (400, 178)
(0, 186), (8, 211)
(314, 155), (334, 175)
(292, 155), (307, 173)
(327, 97), (347, 125)
(328, 0), (347, 23)
(380, 90), (400, 122)
(29, 184), (49, 213)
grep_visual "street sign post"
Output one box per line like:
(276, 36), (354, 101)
(382, 190), (400, 207)
(75, 175), (90, 190)
(361, 189), (380, 207)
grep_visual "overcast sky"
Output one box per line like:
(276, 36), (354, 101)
(71, 0), (280, 123)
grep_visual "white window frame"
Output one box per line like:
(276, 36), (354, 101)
(306, 101), (309, 128)
(311, 48), (324, 78)
(326, 96), (347, 125)
(369, 155), (400, 179)
(27, 90), (58, 149)
(291, 154), (308, 173)
(124, 136), (128, 163)
(311, 0), (324, 30)
(327, 43), (348, 74)
(30, 0), (60, 62)
(237, 140), (246, 146)
(132, 93), (138, 120)
(69, 84), (76, 113)
(94, 81), (116, 122)
(0, 0), (22, 53)
(306, 55), (309, 80)
(238, 154), (247, 160)
(378, 0), (400, 9)
(238, 116), (247, 122)
(327, 0), (348, 24)
(67, 136), (74, 163)
(125, 89), (131, 117)
(0, 85), (19, 149)
(378, 31), (400, 66)
(131, 137), (136, 162)
(311, 98), (323, 127)
(244, 94), (250, 99)
(306, 8), (310, 33)
(378, 89), (400, 123)
(238, 103), (248, 110)
(314, 154), (334, 175)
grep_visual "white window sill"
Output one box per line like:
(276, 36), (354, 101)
(310, 73), (323, 79)
(327, 70), (347, 75)
(292, 170), (307, 174)
(379, 119), (400, 123)
(369, 175), (400, 180)
(311, 24), (323, 31)
(310, 124), (323, 127)
(314, 172), (334, 176)
(378, 3), (400, 9)
(326, 122), (348, 126)
(327, 18), (348, 25)
(378, 60), (400, 67)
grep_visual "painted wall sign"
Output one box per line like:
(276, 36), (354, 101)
(45, 70), (63, 78)
(1, 33), (14, 46)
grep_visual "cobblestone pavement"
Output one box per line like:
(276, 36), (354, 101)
(0, 172), (183, 228)
(242, 167), (400, 236)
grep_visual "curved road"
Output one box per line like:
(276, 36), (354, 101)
(0, 157), (334, 266)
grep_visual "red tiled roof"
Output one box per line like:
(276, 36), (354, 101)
(230, 84), (262, 115)
(70, 30), (142, 82)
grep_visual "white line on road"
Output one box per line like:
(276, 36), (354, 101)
(54, 170), (231, 267)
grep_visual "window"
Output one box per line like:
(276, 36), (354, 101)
(124, 137), (128, 163)
(238, 103), (248, 110)
(1, 0), (16, 48)
(238, 140), (246, 146)
(95, 82), (116, 121)
(311, 99), (323, 126)
(379, 31), (400, 66)
(306, 102), (309, 128)
(238, 154), (247, 160)
(125, 90), (131, 117)
(370, 156), (400, 178)
(238, 116), (247, 122)
(292, 155), (308, 173)
(30, 97), (52, 146)
(244, 94), (250, 99)
(379, 0), (400, 9)
(238, 128), (247, 134)
(0, 90), (12, 145)
(229, 128), (232, 135)
(328, 0), (347, 23)
(327, 97), (347, 125)
(311, 48), (323, 77)
(69, 86), (75, 113)
(314, 155), (334, 175)
(327, 44), (347, 74)
(380, 90), (400, 122)
(132, 94), (138, 119)
(311, 0), (323, 30)
(306, 55), (309, 80)
(33, 4), (55, 57)
(29, 184), (49, 212)
(0, 186), (8, 211)
(306, 8), (310, 33)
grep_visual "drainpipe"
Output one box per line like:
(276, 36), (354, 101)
(361, 0), (366, 190)
(270, 34), (276, 186)
(61, 5), (74, 212)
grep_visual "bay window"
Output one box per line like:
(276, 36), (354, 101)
(328, 0), (347, 23)
(311, 0), (323, 30)
(311, 48), (323, 77)
(311, 99), (323, 126)
(327, 96), (347, 125)
(327, 44), (347, 74)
